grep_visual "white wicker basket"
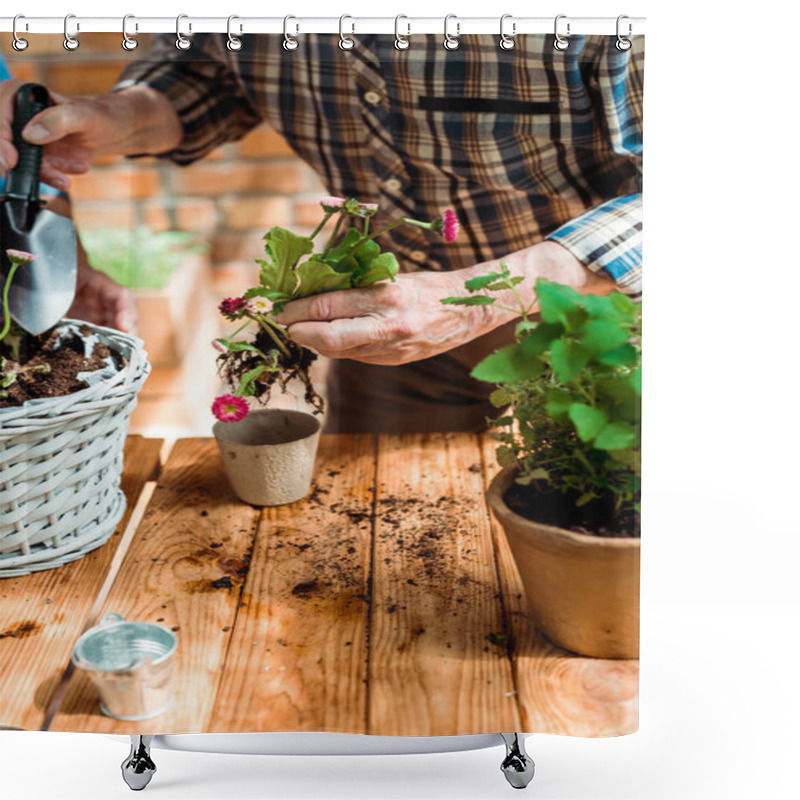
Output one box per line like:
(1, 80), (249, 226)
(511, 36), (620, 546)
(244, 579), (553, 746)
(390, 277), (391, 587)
(0, 321), (150, 578)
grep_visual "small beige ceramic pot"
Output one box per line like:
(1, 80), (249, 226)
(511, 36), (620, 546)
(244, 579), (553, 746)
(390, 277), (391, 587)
(213, 409), (321, 506)
(488, 466), (640, 659)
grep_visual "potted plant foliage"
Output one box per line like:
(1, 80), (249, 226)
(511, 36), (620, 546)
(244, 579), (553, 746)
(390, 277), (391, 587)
(211, 196), (459, 506)
(0, 249), (150, 578)
(443, 267), (641, 658)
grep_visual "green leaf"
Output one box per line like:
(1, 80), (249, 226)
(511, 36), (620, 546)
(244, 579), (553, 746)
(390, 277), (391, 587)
(324, 228), (363, 266)
(1, 371), (17, 389)
(523, 467), (550, 482)
(471, 343), (544, 383)
(610, 292), (638, 316)
(595, 343), (638, 367)
(593, 422), (637, 450)
(244, 286), (291, 303)
(261, 227), (314, 294)
(485, 276), (525, 291)
(519, 321), (565, 356)
(464, 273), (503, 292)
(354, 251), (400, 286)
(294, 259), (352, 298)
(568, 403), (609, 442)
(576, 492), (596, 507)
(237, 365), (269, 397)
(578, 319), (630, 355)
(545, 388), (573, 418)
(489, 388), (512, 408)
(515, 319), (538, 337)
(496, 445), (517, 468)
(226, 342), (263, 354)
(550, 339), (590, 382)
(441, 296), (497, 306)
(535, 279), (587, 329)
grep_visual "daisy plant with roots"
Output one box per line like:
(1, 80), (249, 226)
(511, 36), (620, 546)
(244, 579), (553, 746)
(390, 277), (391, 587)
(212, 198), (459, 421)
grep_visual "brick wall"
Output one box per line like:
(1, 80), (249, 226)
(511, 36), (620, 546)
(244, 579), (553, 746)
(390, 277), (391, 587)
(1, 33), (328, 297)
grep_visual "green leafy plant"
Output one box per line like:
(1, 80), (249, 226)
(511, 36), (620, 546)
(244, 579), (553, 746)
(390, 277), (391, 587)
(82, 227), (206, 290)
(443, 265), (641, 523)
(212, 198), (459, 420)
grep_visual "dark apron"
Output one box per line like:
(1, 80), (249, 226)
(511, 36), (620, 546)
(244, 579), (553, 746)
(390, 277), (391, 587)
(324, 321), (517, 434)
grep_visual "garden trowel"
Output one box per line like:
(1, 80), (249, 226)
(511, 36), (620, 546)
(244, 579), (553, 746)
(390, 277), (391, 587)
(0, 83), (77, 335)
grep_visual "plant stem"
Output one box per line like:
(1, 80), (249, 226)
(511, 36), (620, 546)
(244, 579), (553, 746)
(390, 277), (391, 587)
(322, 214), (345, 258)
(310, 210), (336, 240)
(257, 317), (292, 359)
(1, 261), (21, 342)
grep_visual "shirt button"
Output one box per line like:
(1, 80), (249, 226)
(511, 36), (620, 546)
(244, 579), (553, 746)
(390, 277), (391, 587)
(410, 250), (427, 263)
(383, 178), (402, 192)
(364, 90), (382, 105)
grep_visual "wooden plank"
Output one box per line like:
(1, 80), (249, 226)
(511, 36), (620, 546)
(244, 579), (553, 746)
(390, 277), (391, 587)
(48, 438), (260, 733)
(211, 434), (375, 733)
(368, 433), (521, 736)
(0, 436), (162, 731)
(480, 436), (639, 736)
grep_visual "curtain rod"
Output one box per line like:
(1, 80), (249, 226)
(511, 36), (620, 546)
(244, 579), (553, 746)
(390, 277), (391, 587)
(0, 16), (646, 36)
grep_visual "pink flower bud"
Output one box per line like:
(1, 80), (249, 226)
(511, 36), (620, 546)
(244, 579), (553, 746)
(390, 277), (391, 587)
(211, 394), (249, 423)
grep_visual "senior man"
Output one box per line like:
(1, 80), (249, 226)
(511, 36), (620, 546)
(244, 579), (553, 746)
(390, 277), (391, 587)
(0, 34), (642, 432)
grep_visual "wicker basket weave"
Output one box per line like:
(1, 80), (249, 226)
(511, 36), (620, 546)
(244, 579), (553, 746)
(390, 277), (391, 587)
(0, 321), (150, 578)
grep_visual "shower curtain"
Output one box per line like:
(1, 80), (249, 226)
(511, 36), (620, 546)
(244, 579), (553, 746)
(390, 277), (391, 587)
(0, 27), (642, 738)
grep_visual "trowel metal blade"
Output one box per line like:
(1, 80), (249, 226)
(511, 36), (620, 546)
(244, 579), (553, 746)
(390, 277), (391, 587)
(0, 200), (78, 335)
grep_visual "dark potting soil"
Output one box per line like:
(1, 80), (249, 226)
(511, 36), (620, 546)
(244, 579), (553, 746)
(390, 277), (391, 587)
(504, 480), (640, 539)
(0, 326), (120, 408)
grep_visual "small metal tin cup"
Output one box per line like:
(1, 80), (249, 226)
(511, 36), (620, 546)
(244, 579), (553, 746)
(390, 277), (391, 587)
(71, 612), (178, 721)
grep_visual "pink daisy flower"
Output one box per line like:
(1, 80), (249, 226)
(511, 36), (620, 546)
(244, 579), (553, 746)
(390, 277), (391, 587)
(320, 196), (347, 210)
(354, 202), (379, 218)
(441, 209), (460, 243)
(219, 296), (246, 319)
(245, 296), (273, 315)
(5, 249), (35, 263)
(212, 394), (249, 423)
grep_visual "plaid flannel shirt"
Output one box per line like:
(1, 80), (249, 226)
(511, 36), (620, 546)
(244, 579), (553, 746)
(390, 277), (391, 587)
(117, 33), (643, 297)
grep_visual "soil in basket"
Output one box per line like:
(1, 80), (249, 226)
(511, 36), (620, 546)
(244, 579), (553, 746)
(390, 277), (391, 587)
(504, 480), (640, 539)
(0, 326), (119, 408)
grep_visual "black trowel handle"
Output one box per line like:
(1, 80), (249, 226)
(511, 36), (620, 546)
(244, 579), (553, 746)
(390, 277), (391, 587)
(4, 83), (50, 203)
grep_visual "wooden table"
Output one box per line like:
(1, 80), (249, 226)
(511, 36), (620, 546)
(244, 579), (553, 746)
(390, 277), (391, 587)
(1, 434), (638, 737)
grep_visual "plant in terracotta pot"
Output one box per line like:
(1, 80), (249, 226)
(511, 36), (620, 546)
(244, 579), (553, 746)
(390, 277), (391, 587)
(211, 197), (459, 506)
(443, 266), (641, 658)
(1, 250), (151, 577)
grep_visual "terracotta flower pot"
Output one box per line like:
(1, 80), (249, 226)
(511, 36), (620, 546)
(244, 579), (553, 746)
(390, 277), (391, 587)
(487, 466), (640, 659)
(213, 409), (321, 506)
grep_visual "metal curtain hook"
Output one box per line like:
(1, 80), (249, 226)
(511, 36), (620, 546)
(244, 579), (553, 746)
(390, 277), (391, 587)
(176, 14), (192, 50)
(394, 15), (410, 50)
(12, 14), (28, 51)
(63, 13), (79, 51)
(227, 15), (243, 51)
(554, 14), (570, 51)
(499, 14), (516, 50)
(616, 14), (632, 51)
(443, 14), (460, 51)
(339, 15), (355, 50)
(122, 14), (138, 51)
(283, 15), (299, 51)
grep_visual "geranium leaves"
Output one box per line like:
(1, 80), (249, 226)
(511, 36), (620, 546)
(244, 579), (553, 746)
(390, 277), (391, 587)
(446, 274), (642, 516)
(257, 224), (399, 306)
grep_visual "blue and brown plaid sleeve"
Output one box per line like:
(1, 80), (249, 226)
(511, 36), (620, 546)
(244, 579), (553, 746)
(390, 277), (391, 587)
(547, 194), (642, 297)
(547, 37), (643, 297)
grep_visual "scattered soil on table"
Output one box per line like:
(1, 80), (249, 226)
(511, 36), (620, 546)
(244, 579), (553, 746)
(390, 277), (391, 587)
(0, 325), (122, 408)
(0, 620), (41, 639)
(504, 480), (640, 538)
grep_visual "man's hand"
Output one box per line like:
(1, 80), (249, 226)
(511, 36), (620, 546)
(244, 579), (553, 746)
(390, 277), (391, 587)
(274, 241), (617, 365)
(0, 81), (182, 189)
(69, 254), (138, 334)
(274, 270), (497, 365)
